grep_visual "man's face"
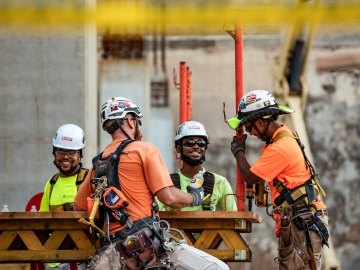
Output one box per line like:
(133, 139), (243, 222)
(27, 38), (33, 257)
(180, 136), (207, 162)
(53, 148), (81, 175)
(244, 120), (260, 138)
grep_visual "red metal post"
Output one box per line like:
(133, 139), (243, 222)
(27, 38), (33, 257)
(186, 67), (192, 121)
(235, 22), (246, 211)
(179, 62), (187, 124)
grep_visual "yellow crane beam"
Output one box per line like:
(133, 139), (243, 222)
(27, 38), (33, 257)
(0, 2), (359, 34)
(272, 1), (342, 269)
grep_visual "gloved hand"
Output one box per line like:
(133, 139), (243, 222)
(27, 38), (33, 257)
(231, 134), (247, 156)
(187, 185), (204, 206)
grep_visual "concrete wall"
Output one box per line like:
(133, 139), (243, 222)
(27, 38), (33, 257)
(0, 31), (87, 211)
(164, 35), (360, 270)
(0, 26), (359, 270)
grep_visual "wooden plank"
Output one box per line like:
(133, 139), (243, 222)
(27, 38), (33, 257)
(0, 211), (88, 220)
(170, 219), (251, 232)
(0, 231), (17, 250)
(218, 230), (248, 250)
(68, 231), (94, 249)
(0, 210), (259, 263)
(193, 230), (218, 249)
(206, 249), (235, 261)
(0, 263), (31, 270)
(0, 220), (89, 230)
(0, 250), (95, 262)
(159, 211), (261, 223)
(17, 231), (43, 250)
(43, 231), (67, 249)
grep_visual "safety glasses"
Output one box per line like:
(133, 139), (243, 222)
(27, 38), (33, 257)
(182, 139), (207, 148)
(226, 117), (254, 133)
(54, 150), (79, 157)
(244, 123), (254, 133)
(131, 118), (142, 126)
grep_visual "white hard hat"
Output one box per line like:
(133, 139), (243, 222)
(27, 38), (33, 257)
(52, 124), (85, 150)
(174, 121), (209, 142)
(100, 97), (143, 126)
(237, 89), (294, 125)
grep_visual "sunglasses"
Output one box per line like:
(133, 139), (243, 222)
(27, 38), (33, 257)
(131, 118), (142, 126)
(244, 123), (254, 133)
(182, 139), (207, 148)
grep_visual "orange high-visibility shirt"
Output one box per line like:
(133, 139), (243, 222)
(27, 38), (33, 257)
(75, 138), (174, 234)
(251, 125), (326, 210)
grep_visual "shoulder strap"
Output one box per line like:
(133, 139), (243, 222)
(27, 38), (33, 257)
(203, 171), (215, 197)
(75, 168), (89, 187)
(170, 171), (215, 211)
(49, 173), (60, 200)
(270, 131), (295, 144)
(270, 130), (314, 173)
(170, 173), (181, 189)
(92, 152), (103, 167)
(109, 139), (134, 190)
(49, 167), (89, 200)
(170, 172), (215, 196)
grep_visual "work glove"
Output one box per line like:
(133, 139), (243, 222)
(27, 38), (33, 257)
(187, 185), (204, 206)
(231, 134), (247, 156)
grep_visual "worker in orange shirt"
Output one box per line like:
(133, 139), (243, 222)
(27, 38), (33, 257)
(228, 89), (329, 270)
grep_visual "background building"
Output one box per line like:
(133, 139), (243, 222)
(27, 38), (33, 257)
(0, 1), (359, 269)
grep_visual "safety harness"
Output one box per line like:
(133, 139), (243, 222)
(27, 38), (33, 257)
(88, 139), (171, 269)
(170, 171), (215, 210)
(49, 167), (89, 211)
(91, 139), (134, 228)
(270, 131), (329, 247)
(270, 131), (325, 209)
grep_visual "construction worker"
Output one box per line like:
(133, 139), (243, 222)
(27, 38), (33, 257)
(74, 97), (229, 270)
(158, 120), (237, 212)
(228, 90), (329, 270)
(39, 124), (88, 270)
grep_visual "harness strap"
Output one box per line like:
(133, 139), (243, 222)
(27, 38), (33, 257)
(202, 172), (215, 210)
(92, 139), (133, 190)
(48, 167), (88, 211)
(202, 172), (215, 198)
(273, 178), (316, 210)
(269, 130), (296, 144)
(49, 167), (89, 201)
(170, 171), (215, 210)
(170, 173), (181, 189)
(270, 130), (325, 204)
(94, 139), (134, 230)
(304, 224), (317, 270)
(76, 168), (89, 186)
(271, 130), (329, 245)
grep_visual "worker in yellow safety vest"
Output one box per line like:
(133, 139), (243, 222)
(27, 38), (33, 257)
(40, 124), (88, 270)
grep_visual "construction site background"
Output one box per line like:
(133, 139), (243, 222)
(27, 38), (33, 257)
(0, 1), (359, 270)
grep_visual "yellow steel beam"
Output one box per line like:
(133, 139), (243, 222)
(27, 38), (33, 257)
(0, 3), (359, 34)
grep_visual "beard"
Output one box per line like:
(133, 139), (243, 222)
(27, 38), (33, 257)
(53, 160), (80, 177)
(181, 153), (205, 166)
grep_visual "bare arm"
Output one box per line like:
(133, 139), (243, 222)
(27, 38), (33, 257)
(234, 151), (263, 186)
(155, 186), (194, 209)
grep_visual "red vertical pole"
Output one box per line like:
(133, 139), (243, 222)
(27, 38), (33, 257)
(187, 67), (192, 121)
(235, 22), (246, 211)
(179, 61), (187, 124)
